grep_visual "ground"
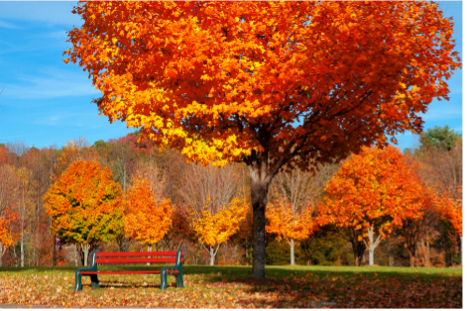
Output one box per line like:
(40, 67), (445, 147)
(0, 265), (462, 308)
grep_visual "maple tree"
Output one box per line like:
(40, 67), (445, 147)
(43, 160), (123, 266)
(189, 197), (249, 265)
(0, 206), (19, 267)
(266, 197), (315, 265)
(435, 186), (462, 257)
(65, 1), (461, 277)
(123, 177), (173, 250)
(318, 146), (428, 266)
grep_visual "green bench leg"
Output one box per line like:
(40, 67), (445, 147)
(74, 270), (83, 291)
(176, 272), (184, 288)
(91, 275), (99, 289)
(160, 269), (168, 290)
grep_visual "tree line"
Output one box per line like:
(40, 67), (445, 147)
(0, 126), (462, 268)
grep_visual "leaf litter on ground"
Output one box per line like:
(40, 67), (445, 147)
(0, 265), (462, 308)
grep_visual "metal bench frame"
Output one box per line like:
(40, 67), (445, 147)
(74, 249), (184, 291)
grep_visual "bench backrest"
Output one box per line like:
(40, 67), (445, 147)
(88, 249), (184, 268)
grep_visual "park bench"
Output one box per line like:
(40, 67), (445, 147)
(74, 249), (184, 291)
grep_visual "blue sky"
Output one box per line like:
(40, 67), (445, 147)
(0, 1), (463, 150)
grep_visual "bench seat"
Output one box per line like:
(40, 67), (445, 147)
(80, 270), (179, 275)
(74, 249), (184, 291)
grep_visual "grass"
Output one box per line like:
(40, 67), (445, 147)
(0, 265), (462, 308)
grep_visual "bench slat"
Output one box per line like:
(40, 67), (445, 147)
(96, 251), (184, 257)
(80, 270), (179, 275)
(95, 257), (181, 264)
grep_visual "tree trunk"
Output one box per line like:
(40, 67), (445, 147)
(367, 225), (381, 266)
(348, 229), (366, 266)
(147, 245), (152, 266)
(0, 242), (4, 267)
(408, 249), (415, 267)
(289, 238), (295, 265)
(81, 243), (91, 267)
(425, 239), (431, 267)
(249, 166), (271, 279)
(74, 244), (78, 267)
(210, 246), (215, 266)
(20, 230), (24, 267)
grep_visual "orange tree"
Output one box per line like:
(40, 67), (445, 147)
(0, 206), (19, 267)
(435, 186), (462, 259)
(123, 177), (173, 252)
(189, 197), (248, 265)
(266, 197), (315, 265)
(44, 160), (123, 266)
(318, 146), (428, 266)
(65, 1), (460, 278)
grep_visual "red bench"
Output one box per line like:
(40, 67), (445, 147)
(74, 249), (184, 291)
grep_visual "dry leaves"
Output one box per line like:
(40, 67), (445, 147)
(0, 266), (461, 308)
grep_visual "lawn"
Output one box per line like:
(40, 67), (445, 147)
(0, 265), (462, 308)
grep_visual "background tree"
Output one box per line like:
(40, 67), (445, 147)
(0, 206), (19, 267)
(66, 1), (460, 278)
(267, 163), (337, 265)
(266, 197), (315, 265)
(123, 177), (173, 254)
(420, 125), (462, 152)
(396, 191), (440, 267)
(7, 141), (32, 268)
(318, 146), (427, 266)
(44, 160), (123, 266)
(189, 197), (249, 265)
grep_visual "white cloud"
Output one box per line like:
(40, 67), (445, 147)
(0, 19), (21, 29)
(33, 112), (94, 126)
(2, 67), (100, 99)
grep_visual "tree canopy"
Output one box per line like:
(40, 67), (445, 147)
(420, 125), (462, 151)
(43, 160), (123, 265)
(65, 1), (461, 278)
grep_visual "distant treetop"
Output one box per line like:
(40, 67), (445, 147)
(420, 125), (462, 151)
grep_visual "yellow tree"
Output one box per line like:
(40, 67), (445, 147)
(44, 160), (123, 266)
(123, 177), (173, 252)
(266, 197), (315, 265)
(65, 1), (461, 278)
(189, 197), (249, 265)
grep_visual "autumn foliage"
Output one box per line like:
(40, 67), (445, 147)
(0, 206), (19, 266)
(65, 1), (461, 276)
(43, 160), (123, 264)
(318, 146), (429, 265)
(123, 177), (173, 246)
(266, 197), (316, 264)
(189, 197), (248, 265)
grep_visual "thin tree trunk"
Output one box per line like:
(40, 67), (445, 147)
(210, 246), (215, 266)
(20, 229), (24, 267)
(408, 249), (415, 267)
(425, 239), (431, 267)
(249, 163), (271, 279)
(74, 244), (78, 267)
(367, 225), (381, 266)
(81, 243), (91, 266)
(20, 177), (26, 268)
(147, 245), (152, 266)
(289, 238), (295, 265)
(0, 242), (4, 267)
